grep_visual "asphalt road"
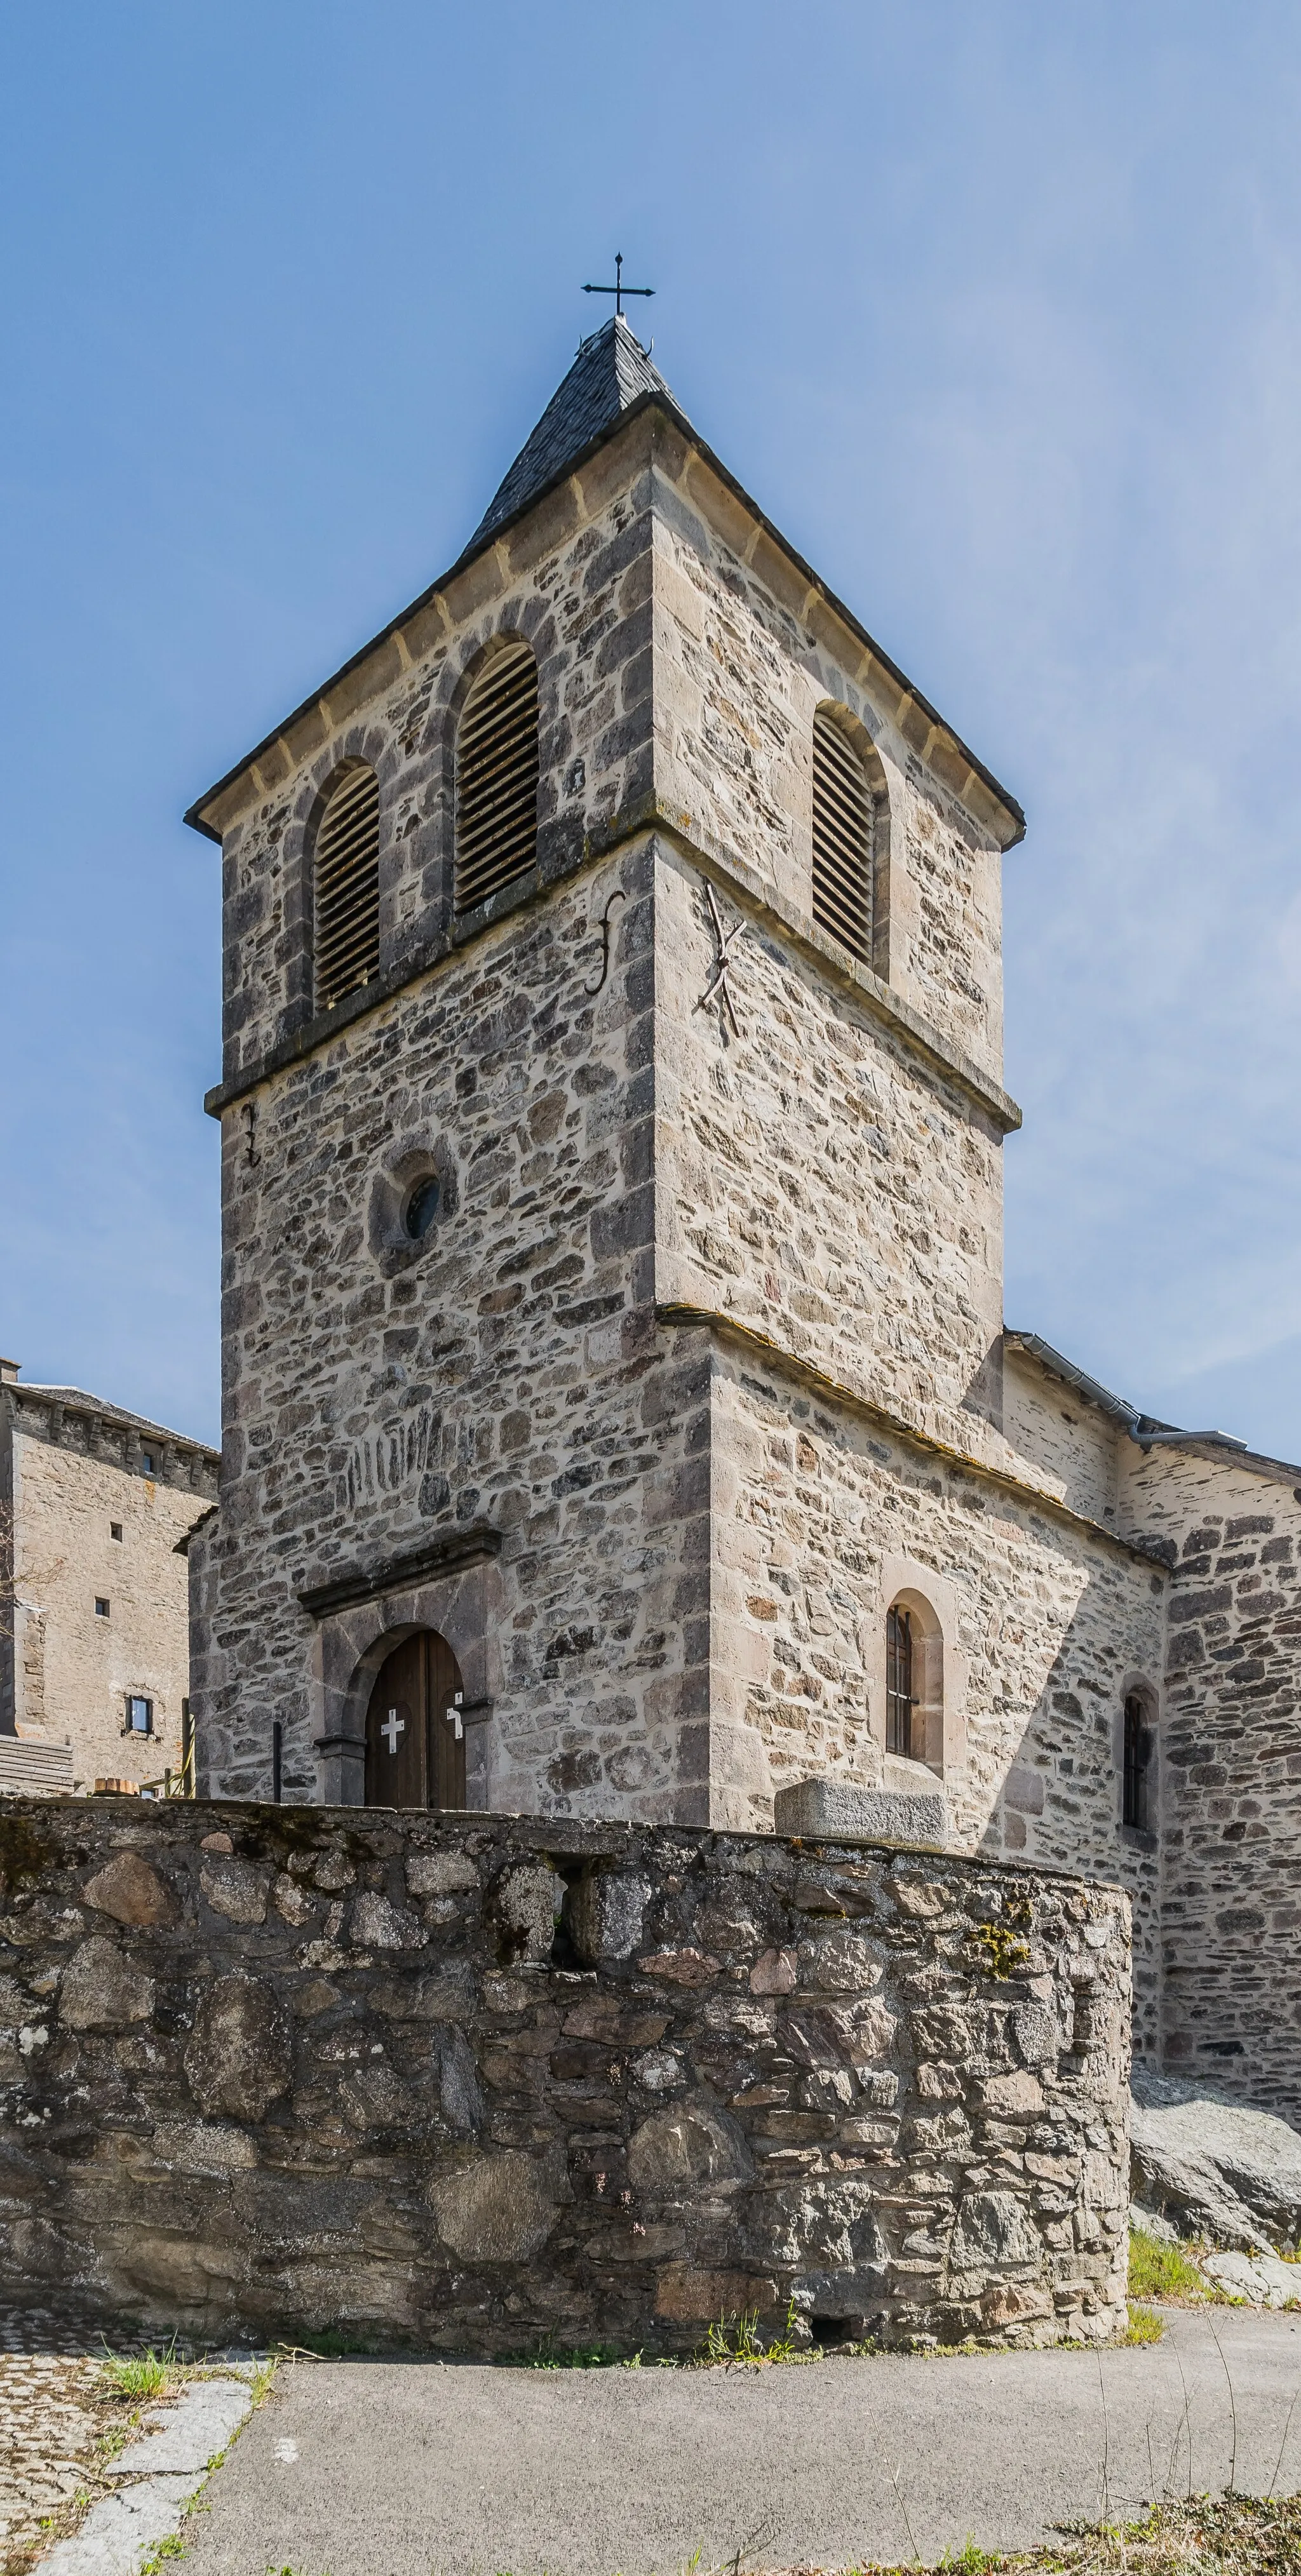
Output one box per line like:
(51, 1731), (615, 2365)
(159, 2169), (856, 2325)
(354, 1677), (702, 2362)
(185, 2306), (1301, 2575)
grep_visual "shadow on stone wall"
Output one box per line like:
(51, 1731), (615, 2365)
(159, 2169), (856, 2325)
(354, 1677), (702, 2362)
(0, 1800), (1130, 2354)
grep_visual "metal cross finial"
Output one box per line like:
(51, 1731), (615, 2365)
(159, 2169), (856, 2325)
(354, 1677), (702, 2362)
(583, 252), (654, 319)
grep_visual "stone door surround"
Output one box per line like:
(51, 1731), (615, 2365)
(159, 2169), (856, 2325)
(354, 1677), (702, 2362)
(301, 1524), (501, 1807)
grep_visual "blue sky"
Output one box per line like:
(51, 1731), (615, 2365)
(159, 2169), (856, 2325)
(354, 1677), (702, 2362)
(3, 3), (1301, 1458)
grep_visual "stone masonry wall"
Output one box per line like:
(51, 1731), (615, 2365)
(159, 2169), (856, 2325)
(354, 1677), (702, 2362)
(214, 429), (661, 1092)
(653, 843), (1006, 1451)
(648, 442), (1007, 1085)
(1003, 1352), (1122, 1532)
(1, 1396), (215, 1787)
(1121, 1447), (1301, 2122)
(197, 835), (720, 1820)
(707, 1352), (1166, 2063)
(0, 1798), (1130, 2353)
(10, 1439), (199, 1790)
(208, 410), (1013, 1120)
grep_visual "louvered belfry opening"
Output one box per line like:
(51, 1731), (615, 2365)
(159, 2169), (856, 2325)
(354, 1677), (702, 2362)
(812, 706), (873, 967)
(313, 761), (381, 1013)
(455, 641), (539, 913)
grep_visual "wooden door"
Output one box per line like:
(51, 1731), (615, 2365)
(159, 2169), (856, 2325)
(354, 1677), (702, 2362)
(426, 1630), (466, 1811)
(365, 1632), (427, 1808)
(364, 1631), (466, 1810)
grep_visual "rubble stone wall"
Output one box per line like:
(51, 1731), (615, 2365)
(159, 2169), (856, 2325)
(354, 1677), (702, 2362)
(213, 426), (661, 1092)
(706, 1352), (1166, 2061)
(1123, 1449), (1301, 2123)
(1, 1394), (215, 1787)
(194, 834), (719, 1820)
(0, 1798), (1130, 2354)
(653, 843), (1007, 1448)
(649, 443), (1007, 1085)
(1003, 1352), (1121, 1529)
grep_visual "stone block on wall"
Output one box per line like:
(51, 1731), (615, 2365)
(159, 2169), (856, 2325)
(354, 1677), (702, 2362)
(774, 1775), (950, 1849)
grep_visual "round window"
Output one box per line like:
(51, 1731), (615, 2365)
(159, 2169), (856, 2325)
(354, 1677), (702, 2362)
(403, 1176), (441, 1240)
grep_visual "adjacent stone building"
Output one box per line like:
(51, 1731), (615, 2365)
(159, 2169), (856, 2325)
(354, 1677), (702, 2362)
(0, 1358), (217, 1795)
(182, 316), (1301, 2117)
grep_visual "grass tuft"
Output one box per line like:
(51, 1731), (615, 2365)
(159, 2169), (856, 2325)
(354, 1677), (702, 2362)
(1119, 2301), (1165, 2345)
(832, 2490), (1301, 2570)
(98, 2337), (180, 2401)
(1128, 2224), (1209, 2302)
(137, 2537), (187, 2575)
(504, 2332), (632, 2369)
(696, 2298), (818, 2366)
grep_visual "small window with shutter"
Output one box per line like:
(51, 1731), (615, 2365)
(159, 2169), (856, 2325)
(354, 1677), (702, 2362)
(812, 705), (873, 967)
(313, 761), (381, 1013)
(454, 641), (539, 915)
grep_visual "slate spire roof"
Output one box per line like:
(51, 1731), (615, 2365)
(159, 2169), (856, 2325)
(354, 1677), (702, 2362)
(468, 315), (687, 551)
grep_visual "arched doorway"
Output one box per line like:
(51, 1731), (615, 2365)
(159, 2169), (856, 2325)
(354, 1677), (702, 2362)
(364, 1630), (466, 1809)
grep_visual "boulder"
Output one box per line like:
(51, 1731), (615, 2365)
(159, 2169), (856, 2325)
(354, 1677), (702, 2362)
(1130, 2067), (1301, 2252)
(654, 2265), (781, 2321)
(406, 1851), (478, 1897)
(492, 1864), (562, 1965)
(1200, 2250), (1301, 2308)
(435, 2026), (483, 2134)
(349, 1891), (426, 1950)
(951, 2188), (1042, 2270)
(628, 2099), (752, 2194)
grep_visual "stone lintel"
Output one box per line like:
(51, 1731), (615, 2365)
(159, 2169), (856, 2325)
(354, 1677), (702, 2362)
(299, 1524), (502, 1619)
(774, 1774), (950, 1849)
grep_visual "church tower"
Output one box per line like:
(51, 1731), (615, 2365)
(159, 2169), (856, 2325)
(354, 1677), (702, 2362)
(186, 314), (1029, 1828)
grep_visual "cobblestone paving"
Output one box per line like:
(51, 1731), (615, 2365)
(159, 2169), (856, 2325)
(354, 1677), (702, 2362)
(0, 2354), (107, 2576)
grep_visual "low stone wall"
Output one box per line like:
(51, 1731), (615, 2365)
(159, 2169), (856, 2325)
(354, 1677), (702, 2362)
(0, 1799), (1131, 2352)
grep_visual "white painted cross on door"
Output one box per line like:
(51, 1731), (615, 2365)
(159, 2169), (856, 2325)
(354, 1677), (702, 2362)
(381, 1708), (405, 1755)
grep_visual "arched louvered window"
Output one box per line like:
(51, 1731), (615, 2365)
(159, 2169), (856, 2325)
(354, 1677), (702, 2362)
(313, 761), (381, 1014)
(454, 641), (539, 914)
(812, 706), (873, 967)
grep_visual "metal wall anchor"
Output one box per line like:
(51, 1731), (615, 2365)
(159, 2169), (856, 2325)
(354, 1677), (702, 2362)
(584, 887), (626, 997)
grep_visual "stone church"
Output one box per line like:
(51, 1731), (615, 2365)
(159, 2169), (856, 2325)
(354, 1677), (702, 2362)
(185, 314), (1301, 2119)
